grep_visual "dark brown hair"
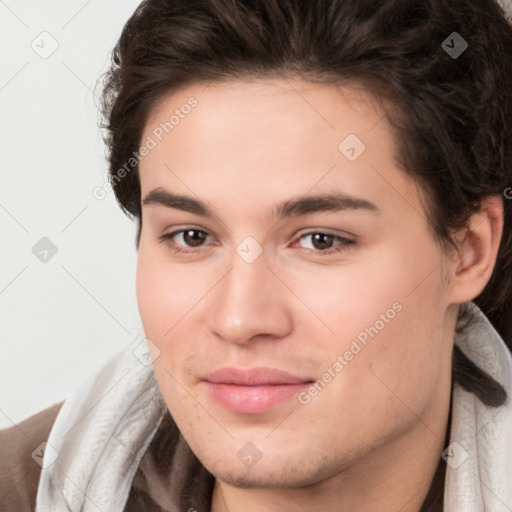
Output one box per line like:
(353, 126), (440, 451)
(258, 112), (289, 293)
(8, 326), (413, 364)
(99, 1), (512, 506)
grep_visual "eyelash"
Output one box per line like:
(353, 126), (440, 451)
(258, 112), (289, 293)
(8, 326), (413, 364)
(157, 228), (356, 256)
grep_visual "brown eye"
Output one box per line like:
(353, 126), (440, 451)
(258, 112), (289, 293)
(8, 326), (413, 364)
(295, 231), (356, 256)
(181, 229), (208, 247)
(158, 228), (213, 253)
(309, 233), (335, 250)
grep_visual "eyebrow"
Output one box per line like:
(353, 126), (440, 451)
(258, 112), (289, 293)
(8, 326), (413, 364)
(141, 187), (380, 220)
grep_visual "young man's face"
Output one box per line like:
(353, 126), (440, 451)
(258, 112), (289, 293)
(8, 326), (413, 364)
(136, 79), (456, 489)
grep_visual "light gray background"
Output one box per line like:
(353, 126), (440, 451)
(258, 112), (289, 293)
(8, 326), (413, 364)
(1, 0), (144, 429)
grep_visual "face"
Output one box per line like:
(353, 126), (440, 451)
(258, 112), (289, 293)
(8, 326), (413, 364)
(136, 79), (456, 487)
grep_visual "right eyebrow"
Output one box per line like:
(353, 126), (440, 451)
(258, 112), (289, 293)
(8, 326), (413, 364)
(142, 188), (213, 217)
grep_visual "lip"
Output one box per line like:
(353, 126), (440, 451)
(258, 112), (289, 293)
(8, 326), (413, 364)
(203, 367), (313, 414)
(205, 366), (311, 385)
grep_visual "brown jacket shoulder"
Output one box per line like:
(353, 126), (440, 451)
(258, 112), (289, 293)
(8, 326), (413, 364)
(0, 401), (65, 512)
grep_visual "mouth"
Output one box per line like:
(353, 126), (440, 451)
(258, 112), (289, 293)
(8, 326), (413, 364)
(203, 367), (314, 414)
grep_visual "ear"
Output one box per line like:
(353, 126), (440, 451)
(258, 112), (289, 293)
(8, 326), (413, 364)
(448, 195), (504, 304)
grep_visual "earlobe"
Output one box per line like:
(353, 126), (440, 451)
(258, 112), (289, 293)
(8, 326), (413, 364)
(449, 195), (504, 304)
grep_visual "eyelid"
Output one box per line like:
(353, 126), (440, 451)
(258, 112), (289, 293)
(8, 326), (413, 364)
(294, 227), (357, 241)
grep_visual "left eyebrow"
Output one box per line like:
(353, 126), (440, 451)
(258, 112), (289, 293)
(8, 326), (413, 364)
(273, 192), (380, 219)
(141, 187), (380, 219)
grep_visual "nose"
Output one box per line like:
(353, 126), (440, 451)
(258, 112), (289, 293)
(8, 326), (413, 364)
(208, 252), (293, 345)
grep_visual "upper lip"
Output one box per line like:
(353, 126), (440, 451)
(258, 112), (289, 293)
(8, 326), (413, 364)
(204, 367), (313, 386)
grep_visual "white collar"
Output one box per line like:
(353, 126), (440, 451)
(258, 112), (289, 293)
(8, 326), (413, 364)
(445, 302), (512, 511)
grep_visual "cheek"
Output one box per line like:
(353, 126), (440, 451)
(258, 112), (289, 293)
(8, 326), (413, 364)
(318, 244), (447, 403)
(135, 253), (197, 399)
(136, 242), (178, 340)
(135, 238), (205, 337)
(348, 281), (446, 415)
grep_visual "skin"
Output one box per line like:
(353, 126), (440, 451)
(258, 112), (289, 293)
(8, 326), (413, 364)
(135, 78), (503, 511)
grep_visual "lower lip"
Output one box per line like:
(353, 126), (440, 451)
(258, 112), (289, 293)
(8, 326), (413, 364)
(204, 382), (311, 414)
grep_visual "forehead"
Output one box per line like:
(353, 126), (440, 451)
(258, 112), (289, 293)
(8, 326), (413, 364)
(138, 78), (422, 221)
(143, 78), (387, 144)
